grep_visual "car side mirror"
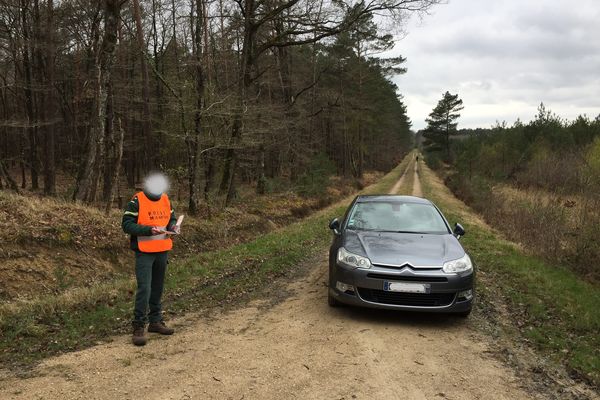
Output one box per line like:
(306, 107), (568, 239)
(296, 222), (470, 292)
(329, 218), (341, 235)
(454, 223), (465, 239)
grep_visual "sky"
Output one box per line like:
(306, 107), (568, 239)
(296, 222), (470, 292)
(386, 0), (600, 130)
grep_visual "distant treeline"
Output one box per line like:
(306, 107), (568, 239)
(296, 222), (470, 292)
(0, 0), (438, 212)
(450, 105), (600, 192)
(426, 105), (600, 281)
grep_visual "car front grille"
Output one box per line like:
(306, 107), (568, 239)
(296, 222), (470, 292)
(372, 263), (441, 271)
(366, 273), (448, 283)
(357, 288), (455, 307)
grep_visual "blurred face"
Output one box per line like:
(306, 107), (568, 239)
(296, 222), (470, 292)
(143, 172), (170, 196)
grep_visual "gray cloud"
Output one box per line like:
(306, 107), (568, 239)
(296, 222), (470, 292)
(387, 0), (600, 129)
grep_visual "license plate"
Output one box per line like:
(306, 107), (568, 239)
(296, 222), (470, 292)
(384, 281), (428, 293)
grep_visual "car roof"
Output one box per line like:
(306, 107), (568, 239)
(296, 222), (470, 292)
(355, 195), (432, 205)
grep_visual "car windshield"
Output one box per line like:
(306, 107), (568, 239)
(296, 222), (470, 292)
(346, 201), (449, 234)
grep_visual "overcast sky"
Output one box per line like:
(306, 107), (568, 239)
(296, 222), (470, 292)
(387, 0), (600, 130)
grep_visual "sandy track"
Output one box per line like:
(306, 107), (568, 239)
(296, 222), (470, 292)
(388, 158), (413, 195)
(0, 262), (534, 400)
(0, 159), (540, 400)
(413, 157), (423, 197)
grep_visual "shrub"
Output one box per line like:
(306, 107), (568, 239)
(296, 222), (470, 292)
(517, 146), (582, 193)
(569, 196), (600, 280)
(296, 153), (336, 198)
(424, 151), (443, 170)
(582, 136), (600, 191)
(263, 176), (290, 194)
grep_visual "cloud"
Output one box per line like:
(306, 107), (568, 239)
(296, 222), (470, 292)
(386, 0), (600, 129)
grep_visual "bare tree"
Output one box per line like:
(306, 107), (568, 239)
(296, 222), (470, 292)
(0, 0), (426, 213)
(132, 0), (153, 172)
(219, 0), (440, 204)
(73, 0), (125, 203)
(186, 0), (208, 215)
(20, 0), (39, 190)
(39, 0), (57, 195)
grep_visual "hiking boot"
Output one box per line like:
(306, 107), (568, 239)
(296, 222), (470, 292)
(132, 326), (147, 346)
(148, 321), (174, 335)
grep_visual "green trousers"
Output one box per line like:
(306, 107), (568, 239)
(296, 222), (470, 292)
(133, 251), (168, 327)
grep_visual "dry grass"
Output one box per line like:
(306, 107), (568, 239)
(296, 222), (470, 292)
(388, 153), (415, 194)
(0, 191), (129, 300)
(491, 184), (600, 281)
(0, 169), (381, 301)
(418, 163), (493, 231)
(0, 155), (411, 368)
(420, 159), (600, 387)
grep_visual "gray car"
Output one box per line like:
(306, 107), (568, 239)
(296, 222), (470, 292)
(327, 195), (474, 316)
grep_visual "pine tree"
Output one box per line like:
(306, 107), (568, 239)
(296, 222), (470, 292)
(423, 91), (464, 159)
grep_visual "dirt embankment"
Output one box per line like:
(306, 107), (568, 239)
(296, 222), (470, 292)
(0, 173), (379, 300)
(0, 192), (129, 300)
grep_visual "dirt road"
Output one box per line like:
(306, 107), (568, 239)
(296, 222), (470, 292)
(0, 158), (541, 400)
(413, 158), (423, 197)
(388, 158), (412, 195)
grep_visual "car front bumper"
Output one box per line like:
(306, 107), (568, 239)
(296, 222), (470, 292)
(330, 262), (474, 313)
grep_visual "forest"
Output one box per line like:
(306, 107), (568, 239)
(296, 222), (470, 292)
(0, 0), (436, 213)
(1, 1), (599, 394)
(423, 104), (600, 282)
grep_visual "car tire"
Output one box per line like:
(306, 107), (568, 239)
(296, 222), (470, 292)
(456, 309), (472, 318)
(328, 291), (341, 307)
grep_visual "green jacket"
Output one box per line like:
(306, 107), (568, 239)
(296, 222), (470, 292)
(122, 191), (177, 252)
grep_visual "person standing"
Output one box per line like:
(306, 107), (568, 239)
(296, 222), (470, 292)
(122, 172), (179, 346)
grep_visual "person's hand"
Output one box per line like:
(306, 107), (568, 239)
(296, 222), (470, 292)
(173, 225), (181, 235)
(151, 226), (164, 235)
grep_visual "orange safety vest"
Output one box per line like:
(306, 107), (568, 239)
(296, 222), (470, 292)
(136, 191), (173, 253)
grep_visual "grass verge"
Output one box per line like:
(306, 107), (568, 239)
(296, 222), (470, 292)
(419, 160), (600, 387)
(0, 153), (413, 370)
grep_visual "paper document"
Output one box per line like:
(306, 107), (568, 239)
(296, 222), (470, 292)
(161, 215), (184, 235)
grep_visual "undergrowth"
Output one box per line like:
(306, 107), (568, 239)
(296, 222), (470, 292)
(0, 153), (412, 369)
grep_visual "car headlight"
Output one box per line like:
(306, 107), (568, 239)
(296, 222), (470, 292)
(443, 253), (473, 274)
(337, 247), (371, 269)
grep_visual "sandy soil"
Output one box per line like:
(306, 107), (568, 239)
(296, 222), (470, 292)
(388, 158), (413, 195)
(0, 156), (548, 400)
(0, 263), (538, 400)
(413, 158), (423, 197)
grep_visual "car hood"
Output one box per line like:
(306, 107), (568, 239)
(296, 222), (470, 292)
(343, 230), (465, 268)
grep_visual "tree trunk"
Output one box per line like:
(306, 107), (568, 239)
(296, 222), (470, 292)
(272, 23), (293, 186)
(356, 42), (364, 178)
(104, 118), (125, 213)
(42, 0), (56, 195)
(187, 0), (207, 215)
(21, 0), (39, 190)
(151, 0), (164, 149)
(102, 78), (115, 201)
(203, 151), (215, 201)
(220, 0), (256, 205)
(256, 144), (266, 194)
(73, 0), (123, 203)
(32, 0), (49, 192)
(0, 160), (20, 193)
(132, 0), (153, 173)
